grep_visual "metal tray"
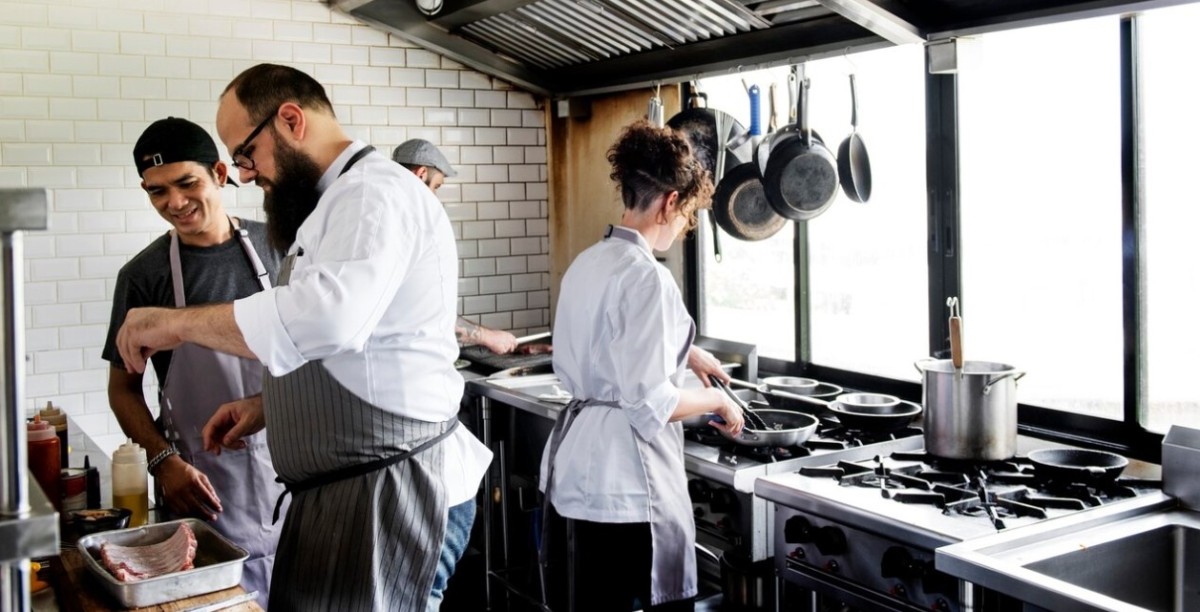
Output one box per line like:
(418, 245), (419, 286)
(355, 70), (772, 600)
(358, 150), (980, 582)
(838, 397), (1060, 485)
(76, 518), (248, 608)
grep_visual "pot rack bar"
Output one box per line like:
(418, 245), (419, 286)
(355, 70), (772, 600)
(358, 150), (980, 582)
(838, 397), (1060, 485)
(0, 188), (55, 612)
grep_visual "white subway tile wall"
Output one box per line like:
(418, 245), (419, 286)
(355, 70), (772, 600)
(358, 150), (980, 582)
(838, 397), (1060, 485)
(1, 0), (550, 451)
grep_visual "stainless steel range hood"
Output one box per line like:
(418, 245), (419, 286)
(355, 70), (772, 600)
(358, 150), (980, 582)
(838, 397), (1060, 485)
(332, 0), (1196, 97)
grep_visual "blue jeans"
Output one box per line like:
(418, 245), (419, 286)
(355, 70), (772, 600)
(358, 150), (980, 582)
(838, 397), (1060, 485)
(428, 498), (476, 611)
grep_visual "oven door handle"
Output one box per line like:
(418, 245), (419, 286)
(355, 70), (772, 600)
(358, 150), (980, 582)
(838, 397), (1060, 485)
(695, 542), (721, 565)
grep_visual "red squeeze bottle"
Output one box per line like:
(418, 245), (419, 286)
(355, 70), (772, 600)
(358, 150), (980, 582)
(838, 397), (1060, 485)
(27, 414), (62, 511)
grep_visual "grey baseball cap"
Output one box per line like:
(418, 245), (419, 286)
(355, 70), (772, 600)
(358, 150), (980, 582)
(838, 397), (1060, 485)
(391, 139), (458, 178)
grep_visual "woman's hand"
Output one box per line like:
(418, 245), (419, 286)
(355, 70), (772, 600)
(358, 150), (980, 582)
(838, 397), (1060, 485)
(708, 388), (745, 436)
(688, 346), (727, 387)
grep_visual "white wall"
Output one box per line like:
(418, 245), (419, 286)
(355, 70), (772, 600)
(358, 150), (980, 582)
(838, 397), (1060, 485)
(0, 0), (551, 452)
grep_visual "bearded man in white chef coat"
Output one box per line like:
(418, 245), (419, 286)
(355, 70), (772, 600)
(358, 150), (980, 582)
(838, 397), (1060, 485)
(115, 63), (492, 612)
(392, 138), (521, 356)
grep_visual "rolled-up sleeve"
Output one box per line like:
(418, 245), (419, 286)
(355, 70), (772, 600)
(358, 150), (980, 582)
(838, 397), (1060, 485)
(232, 167), (426, 377)
(610, 268), (681, 441)
(234, 289), (305, 377)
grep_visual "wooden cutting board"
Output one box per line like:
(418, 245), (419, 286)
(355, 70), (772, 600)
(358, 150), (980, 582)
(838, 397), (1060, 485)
(52, 548), (261, 612)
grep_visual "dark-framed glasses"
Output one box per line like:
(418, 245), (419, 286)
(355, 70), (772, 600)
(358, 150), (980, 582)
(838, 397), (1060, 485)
(230, 112), (276, 171)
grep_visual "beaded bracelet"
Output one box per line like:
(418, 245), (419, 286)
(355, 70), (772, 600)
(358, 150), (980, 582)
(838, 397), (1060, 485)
(147, 447), (180, 475)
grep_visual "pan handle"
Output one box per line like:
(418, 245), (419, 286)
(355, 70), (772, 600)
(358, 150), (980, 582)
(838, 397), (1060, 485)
(982, 370), (1027, 395)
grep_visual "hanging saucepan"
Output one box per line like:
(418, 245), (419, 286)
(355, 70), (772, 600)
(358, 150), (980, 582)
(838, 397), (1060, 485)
(1027, 448), (1129, 485)
(762, 74), (839, 222)
(836, 73), (872, 203)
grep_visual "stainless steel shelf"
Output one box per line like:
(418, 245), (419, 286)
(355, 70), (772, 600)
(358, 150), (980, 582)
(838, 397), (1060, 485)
(0, 472), (59, 563)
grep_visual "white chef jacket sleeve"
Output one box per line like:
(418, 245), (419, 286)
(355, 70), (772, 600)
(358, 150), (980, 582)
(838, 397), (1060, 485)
(235, 175), (426, 377)
(609, 265), (681, 442)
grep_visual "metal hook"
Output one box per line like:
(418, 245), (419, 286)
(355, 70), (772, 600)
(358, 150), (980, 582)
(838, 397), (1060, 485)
(946, 296), (960, 319)
(843, 47), (857, 73)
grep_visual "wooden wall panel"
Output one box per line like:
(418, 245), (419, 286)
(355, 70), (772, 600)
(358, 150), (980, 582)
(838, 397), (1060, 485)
(546, 87), (683, 320)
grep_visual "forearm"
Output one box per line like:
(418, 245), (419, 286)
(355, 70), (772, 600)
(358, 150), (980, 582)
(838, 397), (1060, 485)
(456, 315), (485, 346)
(670, 387), (726, 421)
(107, 371), (172, 459)
(177, 304), (255, 359)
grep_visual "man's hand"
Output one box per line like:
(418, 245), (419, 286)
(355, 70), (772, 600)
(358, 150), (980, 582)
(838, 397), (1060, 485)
(116, 307), (183, 374)
(203, 396), (266, 455)
(479, 328), (519, 354)
(688, 346), (728, 387)
(156, 455), (222, 521)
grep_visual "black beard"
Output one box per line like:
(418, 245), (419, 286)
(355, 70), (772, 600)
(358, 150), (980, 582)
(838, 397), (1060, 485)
(262, 140), (323, 254)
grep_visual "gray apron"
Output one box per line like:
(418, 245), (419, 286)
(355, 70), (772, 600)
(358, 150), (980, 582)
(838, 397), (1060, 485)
(160, 219), (282, 607)
(262, 145), (460, 612)
(541, 225), (699, 609)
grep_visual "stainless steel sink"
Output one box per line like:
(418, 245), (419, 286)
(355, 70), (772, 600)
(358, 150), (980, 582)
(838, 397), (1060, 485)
(1024, 520), (1200, 611)
(938, 492), (1194, 612)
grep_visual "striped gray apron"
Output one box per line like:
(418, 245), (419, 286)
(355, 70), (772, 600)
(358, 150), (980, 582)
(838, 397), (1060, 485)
(540, 225), (699, 609)
(262, 145), (459, 611)
(160, 218), (281, 609)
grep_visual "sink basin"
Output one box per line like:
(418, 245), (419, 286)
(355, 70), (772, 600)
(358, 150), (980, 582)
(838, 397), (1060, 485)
(938, 492), (1195, 612)
(1024, 522), (1200, 611)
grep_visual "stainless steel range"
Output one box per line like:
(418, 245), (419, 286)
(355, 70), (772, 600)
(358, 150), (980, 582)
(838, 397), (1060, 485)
(755, 439), (1163, 612)
(683, 395), (923, 564)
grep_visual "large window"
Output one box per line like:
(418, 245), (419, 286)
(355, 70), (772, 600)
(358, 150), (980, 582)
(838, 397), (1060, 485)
(958, 18), (1124, 419)
(1141, 4), (1200, 432)
(699, 44), (927, 374)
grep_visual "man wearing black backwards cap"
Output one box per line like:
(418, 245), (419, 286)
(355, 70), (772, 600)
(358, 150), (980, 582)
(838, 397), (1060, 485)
(100, 117), (283, 607)
(393, 138), (522, 355)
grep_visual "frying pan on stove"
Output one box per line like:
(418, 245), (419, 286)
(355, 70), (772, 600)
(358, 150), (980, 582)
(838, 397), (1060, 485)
(1027, 448), (1128, 485)
(717, 409), (819, 448)
(828, 400), (922, 432)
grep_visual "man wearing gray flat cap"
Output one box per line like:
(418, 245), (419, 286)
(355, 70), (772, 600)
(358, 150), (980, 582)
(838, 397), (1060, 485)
(392, 138), (459, 194)
(393, 139), (522, 355)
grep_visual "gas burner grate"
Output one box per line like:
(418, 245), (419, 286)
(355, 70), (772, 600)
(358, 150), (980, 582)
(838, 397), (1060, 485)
(794, 450), (1164, 531)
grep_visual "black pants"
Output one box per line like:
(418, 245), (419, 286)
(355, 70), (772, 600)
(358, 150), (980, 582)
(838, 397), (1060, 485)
(551, 513), (695, 612)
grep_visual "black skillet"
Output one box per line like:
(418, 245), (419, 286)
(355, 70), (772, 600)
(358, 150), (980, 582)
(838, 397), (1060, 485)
(836, 73), (872, 203)
(1027, 448), (1129, 485)
(762, 74), (839, 222)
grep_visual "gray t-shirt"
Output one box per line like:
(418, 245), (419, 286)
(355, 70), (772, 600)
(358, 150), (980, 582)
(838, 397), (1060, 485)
(101, 219), (281, 389)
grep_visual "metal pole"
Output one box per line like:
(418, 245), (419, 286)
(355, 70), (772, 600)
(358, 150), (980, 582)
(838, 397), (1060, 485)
(0, 189), (51, 612)
(1, 231), (30, 612)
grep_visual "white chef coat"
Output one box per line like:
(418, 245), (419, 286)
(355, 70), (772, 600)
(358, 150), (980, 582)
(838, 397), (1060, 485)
(540, 225), (695, 522)
(234, 141), (491, 505)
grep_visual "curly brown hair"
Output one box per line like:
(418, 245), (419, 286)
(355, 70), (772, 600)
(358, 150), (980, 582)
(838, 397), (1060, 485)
(607, 120), (714, 232)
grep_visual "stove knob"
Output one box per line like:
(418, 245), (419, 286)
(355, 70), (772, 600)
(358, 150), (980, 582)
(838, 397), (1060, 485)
(813, 526), (847, 556)
(921, 568), (958, 596)
(880, 546), (920, 580)
(823, 559), (840, 573)
(710, 488), (738, 513)
(687, 479), (712, 503)
(783, 516), (815, 543)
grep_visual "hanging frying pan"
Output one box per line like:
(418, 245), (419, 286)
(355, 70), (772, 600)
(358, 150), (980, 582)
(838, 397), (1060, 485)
(762, 75), (839, 222)
(667, 90), (750, 262)
(836, 73), (872, 203)
(712, 85), (787, 241)
(666, 91), (751, 184)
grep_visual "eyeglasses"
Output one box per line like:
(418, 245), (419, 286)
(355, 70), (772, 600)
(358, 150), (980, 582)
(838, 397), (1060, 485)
(230, 112), (276, 171)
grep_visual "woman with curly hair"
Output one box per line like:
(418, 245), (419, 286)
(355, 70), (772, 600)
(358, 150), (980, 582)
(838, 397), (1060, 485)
(539, 120), (745, 611)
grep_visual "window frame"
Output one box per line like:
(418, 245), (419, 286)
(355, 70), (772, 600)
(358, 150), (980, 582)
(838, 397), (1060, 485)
(684, 14), (1167, 463)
